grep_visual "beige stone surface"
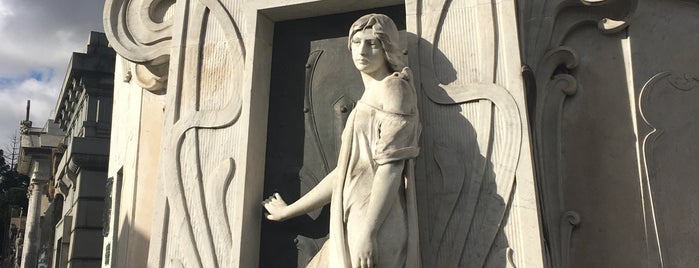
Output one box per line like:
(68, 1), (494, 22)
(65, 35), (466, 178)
(105, 0), (543, 267)
(102, 56), (165, 268)
(407, 0), (543, 266)
(103, 57), (139, 268)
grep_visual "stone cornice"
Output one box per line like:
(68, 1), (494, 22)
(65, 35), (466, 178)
(54, 137), (110, 185)
(53, 32), (116, 131)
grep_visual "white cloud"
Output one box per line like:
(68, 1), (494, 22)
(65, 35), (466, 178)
(0, 0), (104, 142)
(0, 1), (13, 17)
(0, 76), (59, 140)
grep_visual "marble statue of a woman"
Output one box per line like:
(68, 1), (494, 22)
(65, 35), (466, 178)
(263, 14), (421, 268)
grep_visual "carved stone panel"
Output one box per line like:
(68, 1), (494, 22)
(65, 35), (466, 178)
(106, 0), (543, 267)
(629, 2), (699, 267)
(407, 0), (543, 267)
(519, 0), (699, 267)
(106, 0), (246, 267)
(639, 73), (699, 267)
(559, 28), (645, 267)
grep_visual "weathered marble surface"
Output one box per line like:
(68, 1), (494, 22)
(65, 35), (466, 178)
(104, 0), (543, 267)
(409, 0), (543, 267)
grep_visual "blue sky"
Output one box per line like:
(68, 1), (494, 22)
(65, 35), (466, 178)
(0, 0), (104, 145)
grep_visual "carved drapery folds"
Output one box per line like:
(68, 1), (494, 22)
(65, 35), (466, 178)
(105, 0), (245, 267)
(409, 0), (541, 267)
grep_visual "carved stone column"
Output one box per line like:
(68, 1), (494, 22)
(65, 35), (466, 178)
(20, 159), (49, 268)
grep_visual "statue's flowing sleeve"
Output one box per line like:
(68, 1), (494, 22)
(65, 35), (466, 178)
(373, 111), (420, 165)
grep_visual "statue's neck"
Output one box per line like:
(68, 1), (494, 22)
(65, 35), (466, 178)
(360, 67), (391, 91)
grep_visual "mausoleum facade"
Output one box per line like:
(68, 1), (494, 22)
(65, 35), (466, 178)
(95, 0), (699, 267)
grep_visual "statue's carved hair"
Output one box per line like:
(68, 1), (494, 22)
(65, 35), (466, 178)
(348, 14), (405, 72)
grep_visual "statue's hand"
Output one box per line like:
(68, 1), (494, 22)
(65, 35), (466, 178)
(352, 232), (377, 268)
(262, 193), (289, 221)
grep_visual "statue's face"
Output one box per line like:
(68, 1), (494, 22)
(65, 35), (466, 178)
(350, 28), (387, 74)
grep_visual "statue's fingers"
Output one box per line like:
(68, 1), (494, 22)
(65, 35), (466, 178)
(367, 257), (373, 268)
(274, 193), (282, 200)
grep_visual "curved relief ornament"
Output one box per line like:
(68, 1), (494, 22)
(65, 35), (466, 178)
(121, 58), (168, 93)
(106, 0), (247, 267)
(155, 0), (246, 266)
(637, 72), (699, 267)
(133, 63), (168, 93)
(532, 45), (582, 268)
(413, 1), (526, 267)
(104, 0), (175, 92)
(640, 72), (676, 127)
(560, 211), (581, 268)
(527, 2), (638, 266)
(103, 0), (174, 64)
(521, 0), (637, 71)
(419, 0), (501, 105)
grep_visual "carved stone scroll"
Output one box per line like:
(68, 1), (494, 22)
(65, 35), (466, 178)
(103, 0), (176, 62)
(104, 0), (174, 92)
(520, 1), (640, 267)
(532, 46), (580, 268)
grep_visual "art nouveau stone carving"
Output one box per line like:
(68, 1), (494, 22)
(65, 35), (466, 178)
(530, 46), (580, 268)
(638, 72), (699, 267)
(407, 0), (542, 267)
(106, 0), (543, 267)
(263, 14), (420, 268)
(519, 1), (650, 267)
(105, 0), (246, 267)
(104, 0), (173, 92)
